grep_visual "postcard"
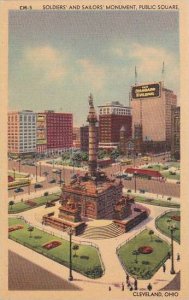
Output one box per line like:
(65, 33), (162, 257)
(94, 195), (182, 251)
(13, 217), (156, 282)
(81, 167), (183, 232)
(0, 0), (189, 299)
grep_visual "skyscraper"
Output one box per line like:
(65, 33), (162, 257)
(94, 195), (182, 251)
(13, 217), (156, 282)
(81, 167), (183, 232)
(98, 101), (132, 150)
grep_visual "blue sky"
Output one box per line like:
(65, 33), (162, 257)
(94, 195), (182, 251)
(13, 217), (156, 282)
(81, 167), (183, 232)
(9, 10), (179, 126)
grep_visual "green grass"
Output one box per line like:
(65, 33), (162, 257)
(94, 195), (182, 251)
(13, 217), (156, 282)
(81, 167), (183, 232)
(162, 171), (180, 180)
(8, 193), (60, 214)
(142, 165), (165, 171)
(117, 229), (170, 279)
(155, 211), (180, 243)
(8, 218), (103, 278)
(9, 171), (29, 179)
(134, 196), (180, 209)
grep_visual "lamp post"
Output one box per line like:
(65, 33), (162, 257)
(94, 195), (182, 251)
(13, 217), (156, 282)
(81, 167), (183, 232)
(168, 224), (177, 274)
(39, 162), (42, 177)
(13, 168), (16, 181)
(134, 171), (137, 193)
(67, 227), (73, 281)
(35, 164), (38, 182)
(18, 159), (21, 173)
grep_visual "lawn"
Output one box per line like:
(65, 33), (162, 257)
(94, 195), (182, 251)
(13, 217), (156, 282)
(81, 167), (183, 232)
(155, 211), (180, 243)
(142, 165), (165, 171)
(8, 218), (103, 278)
(9, 171), (29, 179)
(162, 171), (180, 180)
(134, 196), (180, 209)
(117, 229), (170, 279)
(8, 193), (60, 214)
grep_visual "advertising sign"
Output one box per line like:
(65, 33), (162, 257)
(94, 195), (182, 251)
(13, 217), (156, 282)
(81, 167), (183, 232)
(132, 83), (160, 99)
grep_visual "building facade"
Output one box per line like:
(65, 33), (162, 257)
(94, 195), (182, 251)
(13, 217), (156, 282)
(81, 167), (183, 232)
(80, 125), (99, 153)
(98, 101), (132, 149)
(131, 82), (177, 148)
(44, 110), (73, 154)
(36, 113), (47, 154)
(73, 127), (81, 149)
(171, 106), (180, 160)
(8, 110), (36, 157)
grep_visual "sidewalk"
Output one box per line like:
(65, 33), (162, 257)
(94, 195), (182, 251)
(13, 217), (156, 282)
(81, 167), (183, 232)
(8, 186), (61, 203)
(8, 202), (180, 293)
(123, 188), (180, 204)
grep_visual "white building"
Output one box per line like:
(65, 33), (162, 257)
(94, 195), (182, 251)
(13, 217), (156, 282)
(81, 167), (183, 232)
(8, 110), (37, 157)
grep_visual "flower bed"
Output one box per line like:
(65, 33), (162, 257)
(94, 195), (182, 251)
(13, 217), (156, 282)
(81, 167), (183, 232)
(8, 225), (24, 232)
(138, 246), (153, 254)
(42, 240), (62, 250)
(171, 215), (180, 221)
(25, 200), (37, 207)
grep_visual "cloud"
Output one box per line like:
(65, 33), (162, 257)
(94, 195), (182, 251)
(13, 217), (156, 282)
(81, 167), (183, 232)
(77, 59), (106, 91)
(129, 43), (179, 85)
(24, 46), (67, 81)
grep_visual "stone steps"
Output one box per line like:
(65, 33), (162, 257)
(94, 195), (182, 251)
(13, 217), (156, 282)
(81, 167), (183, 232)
(80, 222), (125, 239)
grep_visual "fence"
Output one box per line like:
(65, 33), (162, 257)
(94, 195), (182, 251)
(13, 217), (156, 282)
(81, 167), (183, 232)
(9, 215), (105, 277)
(116, 226), (171, 280)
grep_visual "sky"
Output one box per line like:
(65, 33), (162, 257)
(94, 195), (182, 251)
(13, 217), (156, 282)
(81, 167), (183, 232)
(9, 10), (179, 126)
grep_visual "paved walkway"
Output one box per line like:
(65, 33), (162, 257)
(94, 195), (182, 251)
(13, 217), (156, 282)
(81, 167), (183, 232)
(9, 202), (180, 293)
(8, 186), (61, 203)
(122, 188), (180, 204)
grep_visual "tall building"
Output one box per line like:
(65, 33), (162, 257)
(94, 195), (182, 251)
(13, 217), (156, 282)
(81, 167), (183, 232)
(171, 106), (180, 160)
(73, 127), (81, 149)
(44, 110), (73, 154)
(80, 125), (99, 153)
(98, 101), (132, 150)
(131, 82), (177, 148)
(8, 110), (36, 157)
(36, 113), (47, 154)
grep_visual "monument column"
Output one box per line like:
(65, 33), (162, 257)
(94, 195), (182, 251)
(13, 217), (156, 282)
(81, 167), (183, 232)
(87, 94), (98, 177)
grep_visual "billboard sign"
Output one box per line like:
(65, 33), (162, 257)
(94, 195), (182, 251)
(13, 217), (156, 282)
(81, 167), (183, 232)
(132, 83), (160, 99)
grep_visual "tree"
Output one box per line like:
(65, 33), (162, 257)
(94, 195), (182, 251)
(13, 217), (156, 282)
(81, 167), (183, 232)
(132, 250), (140, 263)
(149, 230), (154, 241)
(28, 226), (34, 238)
(9, 200), (15, 210)
(72, 244), (79, 257)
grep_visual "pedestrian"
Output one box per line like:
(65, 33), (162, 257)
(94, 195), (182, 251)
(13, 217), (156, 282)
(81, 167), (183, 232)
(108, 286), (111, 291)
(177, 253), (180, 261)
(134, 278), (138, 290)
(147, 283), (152, 291)
(163, 263), (166, 272)
(126, 273), (130, 284)
(127, 280), (130, 287)
(121, 282), (124, 291)
(167, 251), (171, 259)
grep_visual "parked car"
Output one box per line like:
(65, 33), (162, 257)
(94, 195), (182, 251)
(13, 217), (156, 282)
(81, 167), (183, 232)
(45, 201), (55, 208)
(49, 179), (56, 184)
(34, 183), (43, 189)
(14, 187), (24, 193)
(139, 189), (146, 194)
(57, 179), (64, 184)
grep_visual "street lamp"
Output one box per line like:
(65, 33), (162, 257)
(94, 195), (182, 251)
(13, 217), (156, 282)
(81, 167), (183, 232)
(35, 164), (38, 182)
(12, 168), (16, 181)
(39, 162), (42, 177)
(67, 227), (73, 281)
(134, 171), (137, 193)
(18, 159), (21, 173)
(168, 224), (177, 274)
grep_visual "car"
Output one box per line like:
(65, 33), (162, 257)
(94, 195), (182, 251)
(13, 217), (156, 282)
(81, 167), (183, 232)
(45, 201), (56, 208)
(139, 189), (146, 194)
(124, 177), (132, 180)
(48, 179), (56, 184)
(34, 183), (43, 189)
(57, 180), (64, 184)
(14, 187), (24, 193)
